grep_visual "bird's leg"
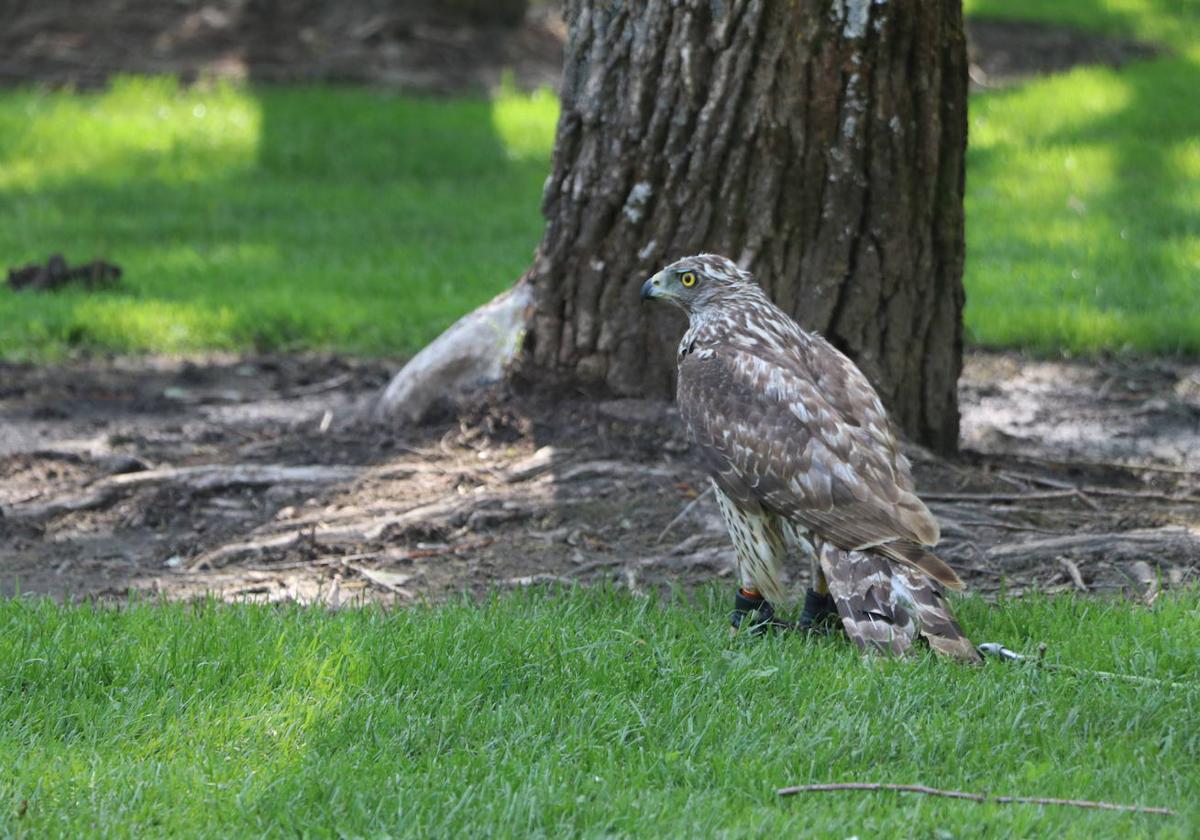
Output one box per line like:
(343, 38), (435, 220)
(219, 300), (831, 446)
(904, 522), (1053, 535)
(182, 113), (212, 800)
(798, 554), (838, 633)
(712, 483), (791, 634)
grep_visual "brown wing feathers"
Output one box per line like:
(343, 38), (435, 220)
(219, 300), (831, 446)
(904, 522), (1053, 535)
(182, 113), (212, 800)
(880, 540), (964, 593)
(681, 347), (964, 591)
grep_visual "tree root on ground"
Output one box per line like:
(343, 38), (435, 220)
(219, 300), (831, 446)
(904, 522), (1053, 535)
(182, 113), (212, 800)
(4, 464), (367, 522)
(961, 527), (1199, 569)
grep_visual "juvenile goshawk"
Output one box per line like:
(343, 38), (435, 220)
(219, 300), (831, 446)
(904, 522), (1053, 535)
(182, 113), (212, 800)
(641, 254), (979, 662)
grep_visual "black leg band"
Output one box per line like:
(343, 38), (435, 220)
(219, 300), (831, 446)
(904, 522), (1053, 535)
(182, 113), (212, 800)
(731, 589), (776, 634)
(798, 588), (838, 633)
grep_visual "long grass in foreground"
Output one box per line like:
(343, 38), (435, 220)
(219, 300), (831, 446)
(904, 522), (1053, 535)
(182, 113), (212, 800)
(1, 588), (1196, 837)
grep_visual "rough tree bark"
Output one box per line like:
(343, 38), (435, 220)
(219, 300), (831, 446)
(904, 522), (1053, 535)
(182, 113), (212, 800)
(377, 0), (967, 453)
(520, 0), (967, 452)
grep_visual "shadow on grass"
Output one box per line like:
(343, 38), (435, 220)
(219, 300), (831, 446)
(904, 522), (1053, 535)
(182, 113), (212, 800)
(965, 45), (1200, 354)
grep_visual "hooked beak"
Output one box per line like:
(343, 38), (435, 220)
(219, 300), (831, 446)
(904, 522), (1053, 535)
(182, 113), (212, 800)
(640, 271), (666, 301)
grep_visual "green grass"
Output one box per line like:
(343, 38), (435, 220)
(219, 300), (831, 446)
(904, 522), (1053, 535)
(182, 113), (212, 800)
(1, 588), (1197, 837)
(963, 0), (1200, 353)
(0, 76), (556, 358)
(2, 4), (1198, 359)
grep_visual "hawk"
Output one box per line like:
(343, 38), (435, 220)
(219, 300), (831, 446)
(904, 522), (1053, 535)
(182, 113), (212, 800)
(641, 254), (979, 662)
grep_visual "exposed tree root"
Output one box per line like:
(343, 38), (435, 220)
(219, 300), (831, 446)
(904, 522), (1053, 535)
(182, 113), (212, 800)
(373, 282), (532, 424)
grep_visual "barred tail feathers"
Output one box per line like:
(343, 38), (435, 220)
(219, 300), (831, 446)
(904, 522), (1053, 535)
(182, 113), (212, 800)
(818, 543), (980, 663)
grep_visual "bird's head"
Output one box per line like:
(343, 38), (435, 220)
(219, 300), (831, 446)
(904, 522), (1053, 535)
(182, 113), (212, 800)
(640, 254), (752, 316)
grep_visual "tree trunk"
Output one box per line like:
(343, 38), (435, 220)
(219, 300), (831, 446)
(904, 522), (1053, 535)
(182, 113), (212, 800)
(519, 0), (968, 453)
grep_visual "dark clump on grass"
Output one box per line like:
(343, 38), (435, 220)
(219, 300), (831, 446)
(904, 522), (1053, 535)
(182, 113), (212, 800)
(0, 588), (1196, 836)
(7, 253), (122, 293)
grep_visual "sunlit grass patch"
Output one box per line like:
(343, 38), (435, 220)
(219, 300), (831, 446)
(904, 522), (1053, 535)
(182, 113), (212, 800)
(0, 80), (556, 359)
(965, 50), (1200, 354)
(0, 588), (1196, 836)
(0, 76), (260, 191)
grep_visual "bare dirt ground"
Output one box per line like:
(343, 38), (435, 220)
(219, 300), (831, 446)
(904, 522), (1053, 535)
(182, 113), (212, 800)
(0, 2), (1160, 94)
(2, 9), (1190, 609)
(1, 352), (1197, 607)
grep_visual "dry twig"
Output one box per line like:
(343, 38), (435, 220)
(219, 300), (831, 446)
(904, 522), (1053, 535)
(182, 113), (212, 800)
(978, 643), (1191, 690)
(656, 484), (713, 543)
(922, 489), (1083, 504)
(994, 452), (1200, 478)
(923, 487), (1196, 505)
(775, 782), (1175, 815)
(7, 463), (365, 521)
(351, 566), (413, 598)
(1058, 557), (1088, 592)
(286, 371), (353, 396)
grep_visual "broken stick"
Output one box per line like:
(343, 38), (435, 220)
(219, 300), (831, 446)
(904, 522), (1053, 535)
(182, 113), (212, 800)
(775, 782), (1174, 815)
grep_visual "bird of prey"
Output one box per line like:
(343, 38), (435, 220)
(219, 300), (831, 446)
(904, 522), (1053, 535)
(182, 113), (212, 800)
(641, 254), (979, 662)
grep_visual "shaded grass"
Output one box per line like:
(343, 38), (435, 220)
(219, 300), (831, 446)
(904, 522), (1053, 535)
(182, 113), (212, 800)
(1, 588), (1197, 837)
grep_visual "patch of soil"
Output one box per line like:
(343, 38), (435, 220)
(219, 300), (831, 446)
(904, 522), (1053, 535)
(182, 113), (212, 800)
(0, 1), (565, 94)
(1, 352), (1196, 609)
(0, 3), (1162, 94)
(966, 18), (1160, 90)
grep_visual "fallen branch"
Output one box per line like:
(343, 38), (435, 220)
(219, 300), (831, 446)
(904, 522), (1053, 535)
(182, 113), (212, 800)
(395, 537), (495, 560)
(982, 451), (1200, 479)
(187, 494), (507, 570)
(982, 527), (1200, 569)
(188, 531), (308, 571)
(1058, 557), (1087, 592)
(924, 486), (1196, 506)
(997, 470), (1078, 491)
(352, 566), (414, 598)
(285, 371), (353, 397)
(954, 519), (1059, 535)
(775, 782), (1175, 815)
(1084, 486), (1197, 504)
(922, 490), (1080, 504)
(249, 496), (448, 536)
(502, 446), (560, 483)
(978, 642), (1191, 690)
(113, 464), (363, 491)
(7, 463), (365, 521)
(553, 460), (676, 483)
(504, 574), (574, 587)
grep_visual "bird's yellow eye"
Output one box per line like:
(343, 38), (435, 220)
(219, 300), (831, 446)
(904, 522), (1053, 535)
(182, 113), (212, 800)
(680, 271), (697, 288)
